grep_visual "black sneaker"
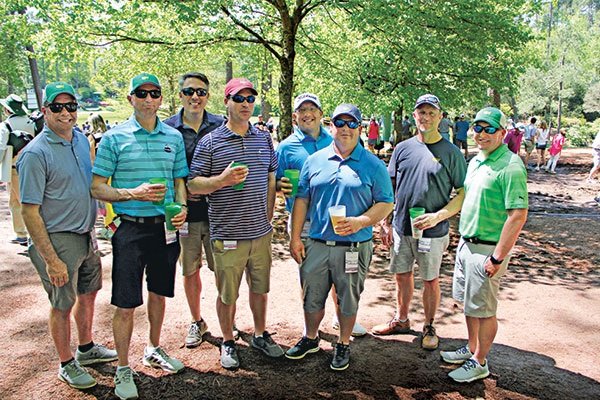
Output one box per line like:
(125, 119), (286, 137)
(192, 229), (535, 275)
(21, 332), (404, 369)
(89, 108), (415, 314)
(285, 336), (320, 360)
(330, 342), (350, 371)
(251, 331), (284, 357)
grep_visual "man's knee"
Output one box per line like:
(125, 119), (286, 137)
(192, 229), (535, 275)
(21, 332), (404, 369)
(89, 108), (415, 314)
(395, 271), (413, 283)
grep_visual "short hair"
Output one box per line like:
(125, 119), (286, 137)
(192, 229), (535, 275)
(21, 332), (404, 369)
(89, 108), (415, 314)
(530, 117), (537, 124)
(179, 72), (209, 91)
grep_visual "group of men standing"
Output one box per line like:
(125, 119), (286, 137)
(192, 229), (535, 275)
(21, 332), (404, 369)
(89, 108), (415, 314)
(15, 70), (528, 399)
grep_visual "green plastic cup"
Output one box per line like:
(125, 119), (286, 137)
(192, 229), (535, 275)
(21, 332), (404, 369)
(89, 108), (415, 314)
(149, 178), (168, 205)
(164, 202), (182, 231)
(409, 207), (426, 239)
(284, 169), (300, 196)
(231, 163), (248, 190)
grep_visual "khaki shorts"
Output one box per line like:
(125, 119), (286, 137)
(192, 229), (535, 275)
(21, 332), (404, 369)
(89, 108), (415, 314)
(389, 231), (449, 281)
(180, 221), (214, 275)
(452, 238), (510, 318)
(524, 139), (534, 154)
(29, 232), (102, 310)
(212, 231), (273, 305)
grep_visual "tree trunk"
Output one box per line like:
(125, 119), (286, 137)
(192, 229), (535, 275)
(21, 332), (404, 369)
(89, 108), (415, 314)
(41, 58), (46, 87)
(491, 88), (501, 107)
(546, 1), (553, 66)
(25, 45), (43, 109)
(225, 60), (233, 84)
(556, 53), (565, 133)
(278, 57), (294, 140)
(260, 62), (272, 120)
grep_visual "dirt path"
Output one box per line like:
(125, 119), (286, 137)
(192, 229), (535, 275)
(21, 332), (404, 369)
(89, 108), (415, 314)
(0, 148), (598, 400)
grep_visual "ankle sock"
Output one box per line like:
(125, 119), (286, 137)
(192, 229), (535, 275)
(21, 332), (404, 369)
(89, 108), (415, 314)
(117, 365), (130, 371)
(78, 341), (94, 353)
(60, 358), (74, 368)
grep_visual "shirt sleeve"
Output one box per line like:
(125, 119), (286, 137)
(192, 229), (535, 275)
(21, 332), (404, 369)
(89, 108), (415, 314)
(275, 144), (287, 180)
(296, 158), (311, 199)
(92, 133), (117, 178)
(388, 146), (399, 179)
(450, 149), (467, 189)
(266, 132), (278, 173)
(172, 134), (189, 178)
(189, 135), (212, 179)
(501, 161), (528, 210)
(372, 159), (394, 203)
(17, 151), (46, 205)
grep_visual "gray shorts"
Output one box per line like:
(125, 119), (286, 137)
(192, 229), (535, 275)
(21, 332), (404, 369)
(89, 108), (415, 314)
(180, 221), (214, 275)
(389, 231), (449, 281)
(29, 231), (102, 310)
(300, 239), (373, 317)
(452, 238), (510, 318)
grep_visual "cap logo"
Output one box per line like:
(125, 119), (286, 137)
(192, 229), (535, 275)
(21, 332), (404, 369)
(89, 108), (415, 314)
(142, 77), (148, 80)
(57, 85), (64, 88)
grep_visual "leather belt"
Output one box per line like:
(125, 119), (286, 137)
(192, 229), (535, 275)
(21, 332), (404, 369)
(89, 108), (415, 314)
(463, 236), (497, 246)
(311, 238), (371, 247)
(119, 214), (165, 224)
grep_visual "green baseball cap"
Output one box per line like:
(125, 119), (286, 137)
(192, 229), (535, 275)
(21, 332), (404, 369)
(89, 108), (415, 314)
(43, 82), (76, 104)
(0, 94), (28, 116)
(473, 107), (507, 128)
(129, 73), (161, 94)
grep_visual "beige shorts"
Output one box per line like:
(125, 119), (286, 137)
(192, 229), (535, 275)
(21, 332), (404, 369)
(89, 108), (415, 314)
(180, 221), (214, 275)
(524, 139), (534, 154)
(389, 231), (449, 281)
(211, 231), (273, 305)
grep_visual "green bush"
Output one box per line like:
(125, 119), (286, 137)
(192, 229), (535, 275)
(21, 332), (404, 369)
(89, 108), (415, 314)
(565, 118), (600, 147)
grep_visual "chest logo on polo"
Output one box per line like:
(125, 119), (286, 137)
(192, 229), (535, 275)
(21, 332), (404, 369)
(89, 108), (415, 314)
(164, 145), (172, 153)
(433, 157), (440, 163)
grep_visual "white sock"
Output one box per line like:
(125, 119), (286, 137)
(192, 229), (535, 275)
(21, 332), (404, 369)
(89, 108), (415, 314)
(145, 346), (158, 354)
(117, 365), (130, 371)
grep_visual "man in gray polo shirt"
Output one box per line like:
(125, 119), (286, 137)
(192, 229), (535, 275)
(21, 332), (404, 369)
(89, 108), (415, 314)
(17, 82), (117, 390)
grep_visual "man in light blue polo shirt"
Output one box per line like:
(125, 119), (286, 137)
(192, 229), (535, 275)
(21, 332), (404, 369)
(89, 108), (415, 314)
(17, 82), (117, 390)
(91, 73), (189, 399)
(286, 103), (394, 371)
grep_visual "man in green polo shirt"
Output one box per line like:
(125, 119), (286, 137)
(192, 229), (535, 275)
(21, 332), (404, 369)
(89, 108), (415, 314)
(441, 107), (528, 383)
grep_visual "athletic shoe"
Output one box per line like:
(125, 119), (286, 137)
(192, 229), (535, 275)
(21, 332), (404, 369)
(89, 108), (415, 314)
(332, 317), (368, 337)
(285, 336), (320, 359)
(448, 358), (489, 383)
(221, 340), (239, 369)
(534, 166), (540, 171)
(251, 331), (284, 357)
(587, 178), (596, 184)
(142, 347), (184, 373)
(371, 318), (410, 335)
(550, 171), (556, 174)
(421, 324), (439, 350)
(440, 345), (473, 364)
(10, 237), (27, 246)
(114, 366), (138, 399)
(233, 325), (240, 340)
(185, 319), (208, 348)
(595, 196), (600, 206)
(75, 343), (118, 365)
(58, 359), (97, 389)
(330, 342), (350, 371)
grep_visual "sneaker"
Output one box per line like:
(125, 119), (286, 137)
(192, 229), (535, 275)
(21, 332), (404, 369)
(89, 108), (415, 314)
(534, 166), (540, 171)
(448, 358), (490, 383)
(421, 324), (439, 350)
(233, 325), (240, 340)
(221, 340), (239, 369)
(251, 331), (284, 357)
(75, 343), (118, 365)
(285, 336), (320, 360)
(330, 342), (350, 371)
(58, 359), (97, 389)
(332, 317), (368, 337)
(114, 366), (138, 400)
(142, 346), (184, 373)
(10, 237), (27, 246)
(587, 178), (596, 184)
(185, 320), (208, 348)
(440, 345), (473, 364)
(371, 318), (410, 335)
(550, 170), (556, 174)
(595, 196), (600, 206)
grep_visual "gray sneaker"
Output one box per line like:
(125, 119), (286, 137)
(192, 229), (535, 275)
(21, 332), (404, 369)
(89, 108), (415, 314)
(114, 366), (139, 399)
(251, 331), (284, 357)
(185, 320), (208, 348)
(448, 358), (490, 383)
(440, 345), (473, 364)
(221, 340), (240, 369)
(143, 347), (184, 373)
(75, 343), (118, 365)
(58, 359), (97, 389)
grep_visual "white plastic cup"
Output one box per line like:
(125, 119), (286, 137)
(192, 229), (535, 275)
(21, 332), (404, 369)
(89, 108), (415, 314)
(329, 205), (346, 234)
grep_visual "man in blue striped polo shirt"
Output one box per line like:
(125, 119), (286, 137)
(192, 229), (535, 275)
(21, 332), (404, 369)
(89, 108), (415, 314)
(91, 73), (189, 399)
(188, 78), (282, 369)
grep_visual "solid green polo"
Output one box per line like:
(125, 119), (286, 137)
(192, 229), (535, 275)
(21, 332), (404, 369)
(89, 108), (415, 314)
(459, 144), (528, 242)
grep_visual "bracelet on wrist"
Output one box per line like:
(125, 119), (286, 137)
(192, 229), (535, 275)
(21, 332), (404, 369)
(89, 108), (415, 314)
(490, 255), (503, 265)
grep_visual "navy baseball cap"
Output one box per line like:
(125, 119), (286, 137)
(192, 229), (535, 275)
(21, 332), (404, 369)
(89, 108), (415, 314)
(331, 103), (361, 122)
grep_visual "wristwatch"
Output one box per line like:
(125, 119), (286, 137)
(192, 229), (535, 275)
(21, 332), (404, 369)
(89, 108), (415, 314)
(490, 255), (503, 265)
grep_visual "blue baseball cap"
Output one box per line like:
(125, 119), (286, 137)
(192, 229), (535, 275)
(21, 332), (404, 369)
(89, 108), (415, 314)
(331, 103), (361, 122)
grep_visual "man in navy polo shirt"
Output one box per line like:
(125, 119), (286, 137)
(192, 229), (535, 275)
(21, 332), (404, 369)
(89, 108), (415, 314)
(164, 72), (226, 348)
(187, 78), (282, 369)
(91, 73), (189, 399)
(286, 103), (394, 371)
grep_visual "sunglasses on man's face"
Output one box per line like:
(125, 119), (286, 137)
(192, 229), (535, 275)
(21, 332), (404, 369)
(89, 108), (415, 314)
(48, 102), (78, 113)
(181, 87), (208, 97)
(333, 119), (360, 129)
(473, 125), (500, 134)
(132, 89), (162, 99)
(229, 94), (256, 104)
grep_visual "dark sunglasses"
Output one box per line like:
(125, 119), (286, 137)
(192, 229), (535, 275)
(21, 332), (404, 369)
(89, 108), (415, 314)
(333, 119), (360, 129)
(48, 102), (78, 113)
(473, 125), (500, 134)
(181, 87), (208, 97)
(229, 94), (256, 104)
(132, 89), (161, 99)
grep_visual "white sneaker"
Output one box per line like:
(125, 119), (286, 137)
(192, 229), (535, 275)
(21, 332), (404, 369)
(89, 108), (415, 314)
(535, 166), (540, 171)
(114, 366), (138, 399)
(448, 358), (490, 383)
(143, 347), (184, 373)
(440, 345), (473, 364)
(332, 316), (368, 337)
(58, 359), (96, 389)
(76, 343), (118, 365)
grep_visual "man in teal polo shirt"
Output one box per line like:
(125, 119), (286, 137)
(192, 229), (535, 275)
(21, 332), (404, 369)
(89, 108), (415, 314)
(441, 107), (528, 383)
(91, 73), (189, 399)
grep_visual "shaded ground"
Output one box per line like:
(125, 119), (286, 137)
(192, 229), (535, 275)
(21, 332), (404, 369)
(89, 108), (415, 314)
(0, 148), (598, 400)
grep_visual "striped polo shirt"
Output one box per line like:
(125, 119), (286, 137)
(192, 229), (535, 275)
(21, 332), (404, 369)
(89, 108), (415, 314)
(93, 114), (189, 217)
(189, 123), (278, 240)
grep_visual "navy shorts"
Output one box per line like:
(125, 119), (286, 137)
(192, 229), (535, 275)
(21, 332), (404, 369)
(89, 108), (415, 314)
(111, 220), (180, 308)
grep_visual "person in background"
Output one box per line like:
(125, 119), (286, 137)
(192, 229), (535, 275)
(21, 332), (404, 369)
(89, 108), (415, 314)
(545, 128), (566, 174)
(535, 120), (550, 171)
(453, 114), (470, 159)
(586, 129), (600, 183)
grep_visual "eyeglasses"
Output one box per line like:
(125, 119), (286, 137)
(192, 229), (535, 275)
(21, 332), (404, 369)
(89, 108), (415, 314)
(333, 119), (360, 129)
(296, 106), (319, 114)
(47, 102), (78, 113)
(229, 94), (256, 104)
(473, 125), (500, 134)
(132, 89), (161, 99)
(181, 87), (208, 97)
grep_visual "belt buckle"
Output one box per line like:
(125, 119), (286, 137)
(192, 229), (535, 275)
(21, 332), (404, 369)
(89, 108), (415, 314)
(326, 240), (336, 246)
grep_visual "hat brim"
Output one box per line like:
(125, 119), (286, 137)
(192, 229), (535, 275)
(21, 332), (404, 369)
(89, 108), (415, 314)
(474, 117), (502, 128)
(294, 99), (321, 111)
(1, 99), (28, 116)
(414, 101), (441, 110)
(229, 86), (258, 96)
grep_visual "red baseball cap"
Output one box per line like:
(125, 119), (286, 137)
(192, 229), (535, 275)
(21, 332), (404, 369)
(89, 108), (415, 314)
(224, 78), (258, 98)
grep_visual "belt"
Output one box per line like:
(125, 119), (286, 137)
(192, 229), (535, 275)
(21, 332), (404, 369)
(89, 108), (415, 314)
(311, 238), (371, 247)
(119, 214), (165, 224)
(463, 236), (497, 246)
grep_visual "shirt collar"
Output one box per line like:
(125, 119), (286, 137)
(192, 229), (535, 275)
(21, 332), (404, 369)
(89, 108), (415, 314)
(326, 141), (363, 161)
(292, 125), (328, 143)
(131, 113), (164, 135)
(221, 122), (260, 138)
(475, 143), (509, 163)
(44, 126), (78, 146)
